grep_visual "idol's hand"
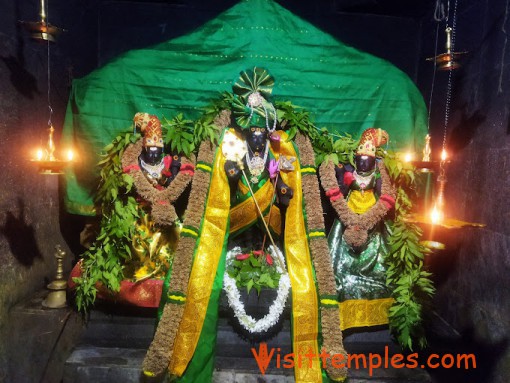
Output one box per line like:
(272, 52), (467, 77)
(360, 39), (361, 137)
(225, 160), (241, 182)
(276, 178), (293, 207)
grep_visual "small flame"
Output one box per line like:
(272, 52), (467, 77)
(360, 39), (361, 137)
(441, 149), (448, 161)
(66, 150), (74, 161)
(403, 152), (414, 162)
(430, 205), (444, 225)
(36, 149), (44, 161)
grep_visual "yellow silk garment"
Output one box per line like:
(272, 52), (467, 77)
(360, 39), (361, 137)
(170, 130), (323, 382)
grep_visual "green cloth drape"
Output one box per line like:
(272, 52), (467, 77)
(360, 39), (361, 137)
(62, 0), (428, 215)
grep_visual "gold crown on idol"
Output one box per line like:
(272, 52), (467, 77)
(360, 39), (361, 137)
(134, 112), (164, 148)
(356, 128), (389, 157)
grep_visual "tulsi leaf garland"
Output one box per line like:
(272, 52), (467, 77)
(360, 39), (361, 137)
(318, 146), (433, 350)
(319, 159), (396, 248)
(275, 100), (433, 350)
(74, 97), (231, 313)
(121, 139), (195, 226)
(143, 116), (348, 381)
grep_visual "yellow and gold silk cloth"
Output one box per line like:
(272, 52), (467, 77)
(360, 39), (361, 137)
(347, 189), (377, 214)
(129, 212), (177, 281)
(339, 298), (394, 330)
(170, 129), (322, 382)
(229, 177), (281, 236)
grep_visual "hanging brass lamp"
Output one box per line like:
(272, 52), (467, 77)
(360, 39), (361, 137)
(427, 27), (467, 70)
(19, 0), (64, 42)
(24, 0), (74, 174)
(31, 124), (74, 175)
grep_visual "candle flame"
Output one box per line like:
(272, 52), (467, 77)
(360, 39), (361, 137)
(67, 150), (74, 161)
(36, 149), (44, 161)
(404, 152), (414, 162)
(441, 149), (448, 161)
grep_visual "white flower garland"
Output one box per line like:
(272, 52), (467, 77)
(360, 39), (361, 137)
(223, 245), (290, 334)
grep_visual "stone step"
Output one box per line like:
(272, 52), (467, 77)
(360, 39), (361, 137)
(64, 346), (146, 383)
(64, 346), (295, 382)
(79, 307), (157, 348)
(65, 344), (432, 383)
(79, 309), (400, 358)
(5, 291), (85, 383)
(64, 300), (431, 383)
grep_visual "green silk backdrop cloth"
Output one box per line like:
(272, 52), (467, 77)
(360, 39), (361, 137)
(62, 0), (428, 215)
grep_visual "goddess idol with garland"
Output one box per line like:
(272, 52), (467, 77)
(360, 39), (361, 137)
(120, 112), (195, 282)
(320, 128), (397, 330)
(70, 112), (195, 309)
(143, 68), (347, 383)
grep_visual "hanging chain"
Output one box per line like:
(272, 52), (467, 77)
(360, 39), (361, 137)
(427, 23), (440, 131)
(434, 0), (446, 22)
(439, 0), (458, 182)
(46, 1), (53, 128)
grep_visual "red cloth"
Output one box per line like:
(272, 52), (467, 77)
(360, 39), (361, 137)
(179, 163), (195, 176)
(163, 155), (172, 169)
(122, 164), (141, 173)
(379, 194), (396, 209)
(161, 155), (173, 177)
(343, 171), (354, 187)
(68, 262), (163, 308)
(325, 187), (343, 202)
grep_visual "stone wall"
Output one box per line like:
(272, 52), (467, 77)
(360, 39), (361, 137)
(418, 1), (510, 382)
(0, 0), (93, 378)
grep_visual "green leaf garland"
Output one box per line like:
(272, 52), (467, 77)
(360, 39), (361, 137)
(273, 99), (434, 350)
(73, 131), (140, 312)
(74, 92), (435, 352)
(382, 153), (435, 350)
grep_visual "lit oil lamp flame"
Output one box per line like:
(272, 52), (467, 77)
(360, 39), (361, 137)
(430, 205), (444, 225)
(403, 152), (414, 162)
(31, 128), (75, 174)
(36, 149), (45, 161)
(441, 149), (448, 161)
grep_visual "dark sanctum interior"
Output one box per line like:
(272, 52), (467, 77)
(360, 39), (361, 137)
(0, 0), (509, 382)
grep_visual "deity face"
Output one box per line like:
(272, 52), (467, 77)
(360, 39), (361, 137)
(245, 126), (268, 153)
(141, 146), (164, 165)
(355, 154), (376, 174)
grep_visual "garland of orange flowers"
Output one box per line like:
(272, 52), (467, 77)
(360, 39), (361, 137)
(121, 139), (195, 226)
(319, 159), (396, 248)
